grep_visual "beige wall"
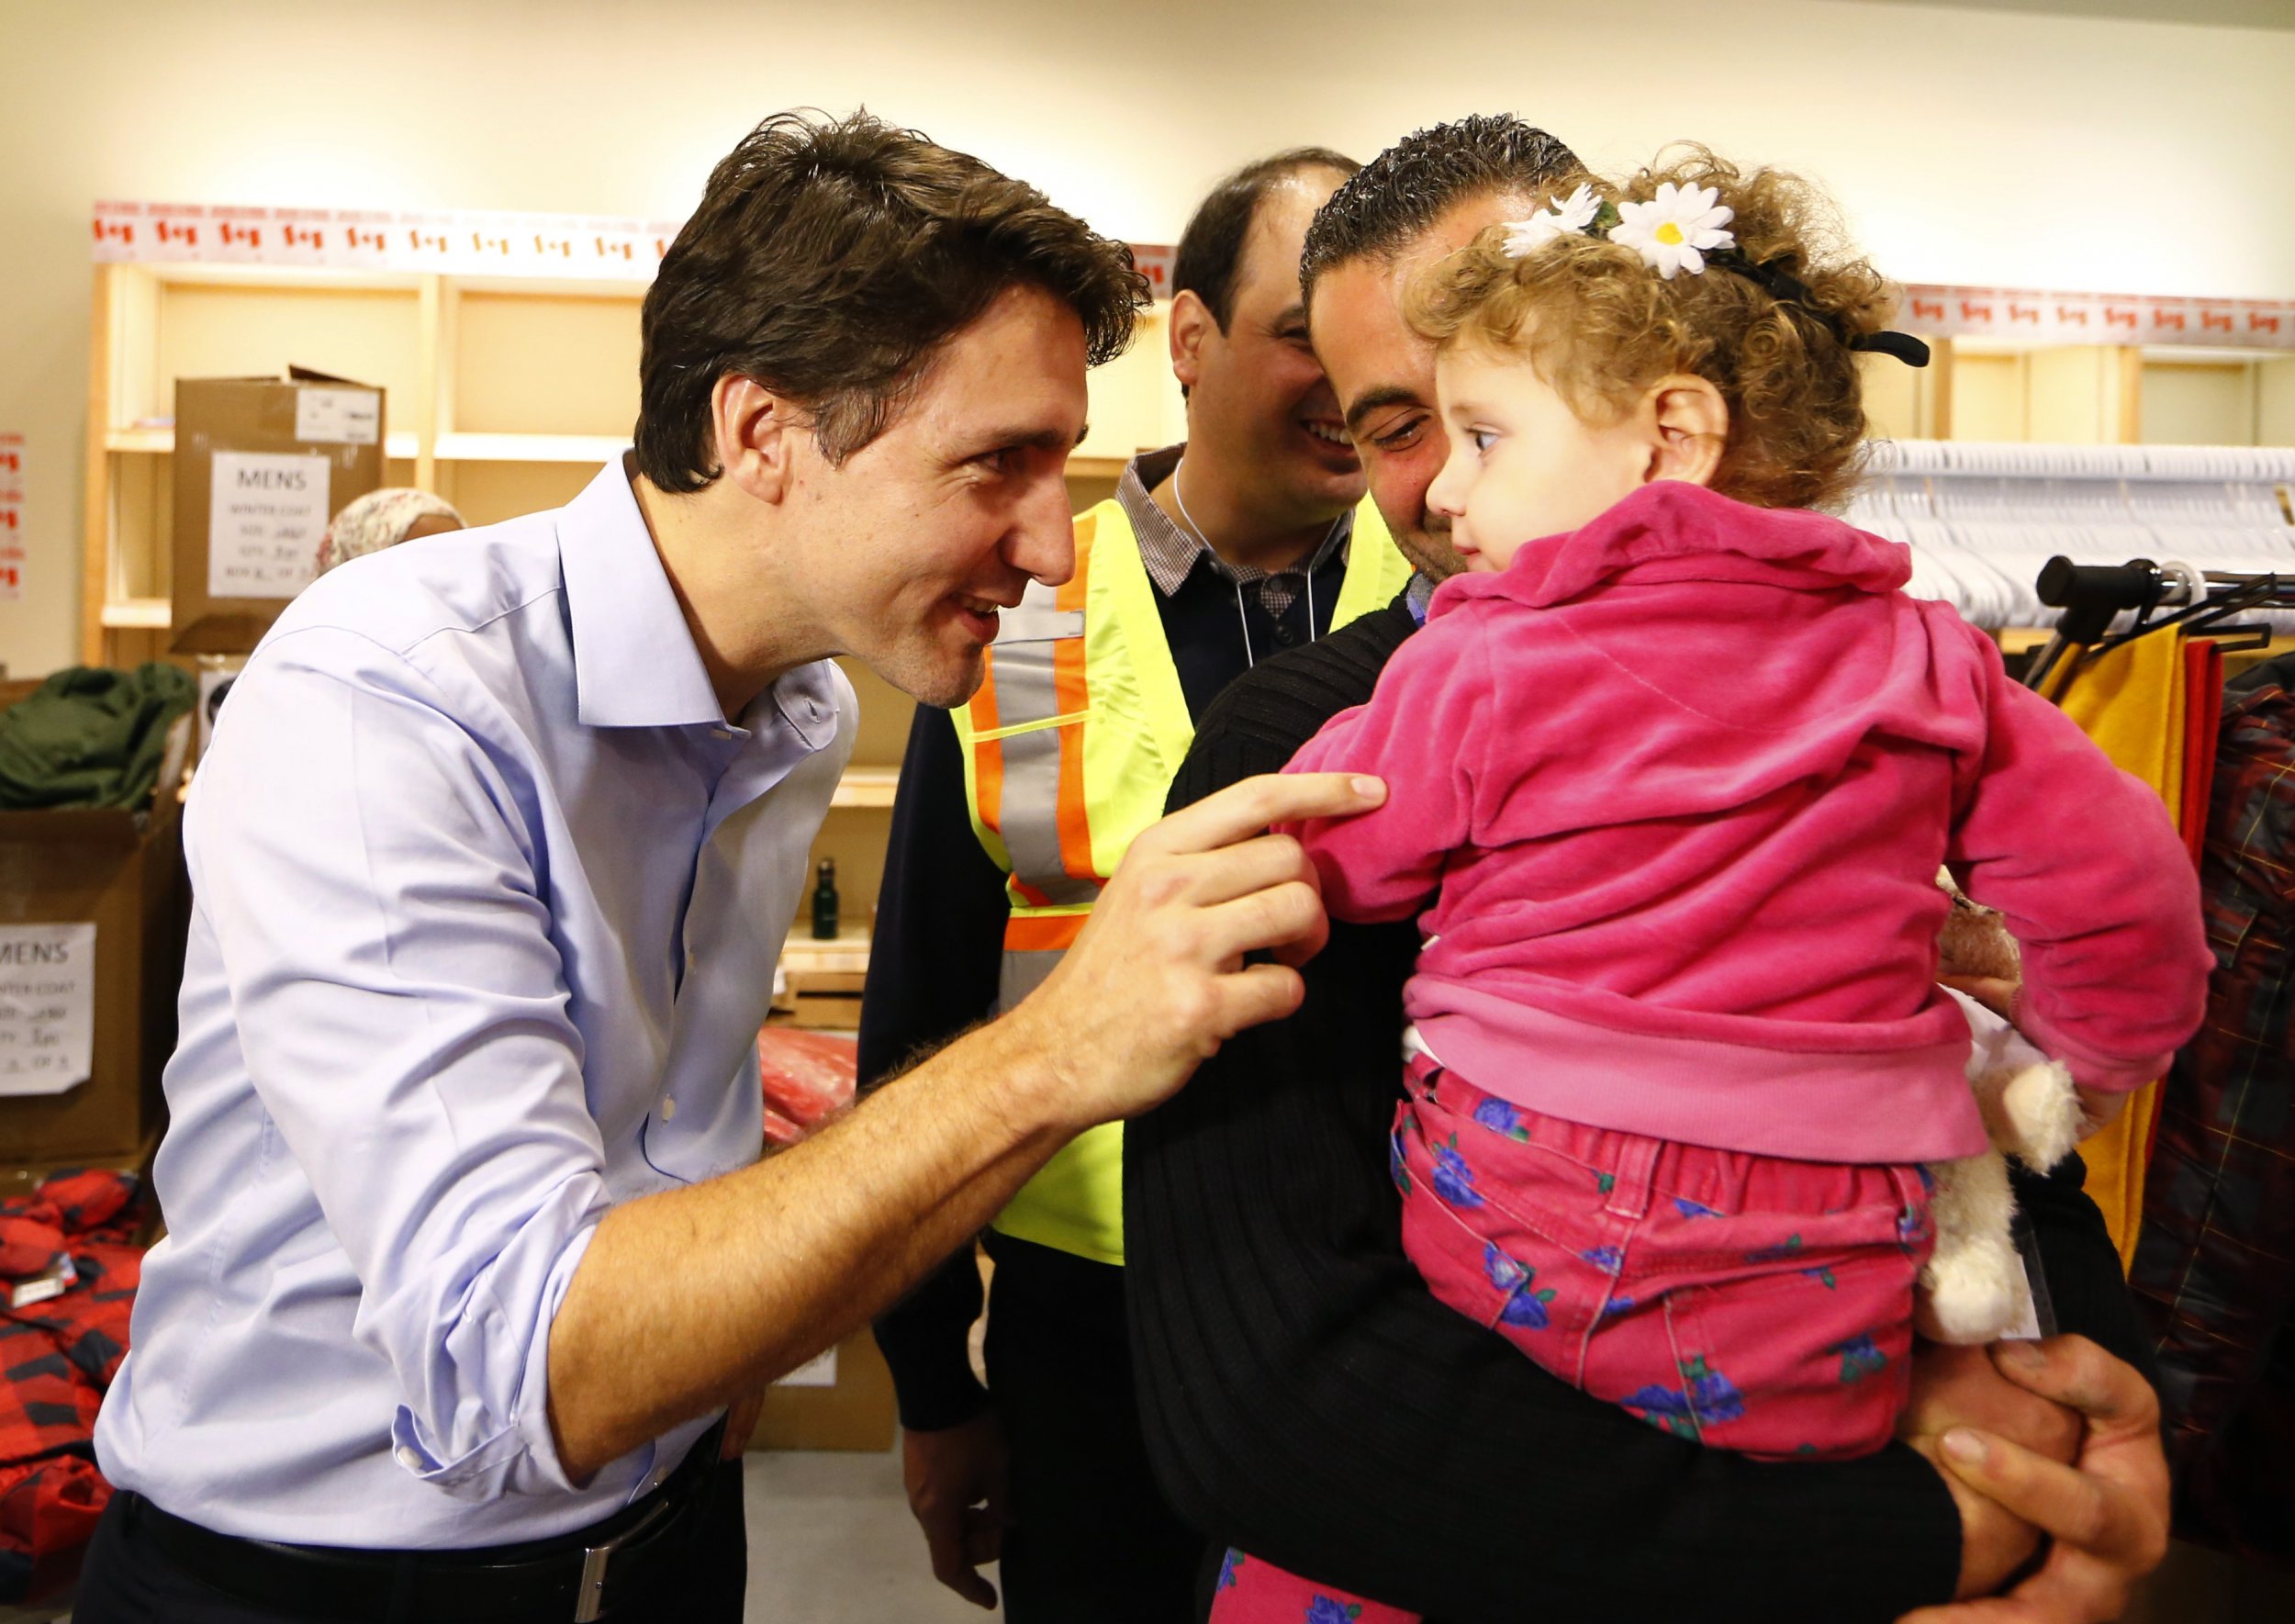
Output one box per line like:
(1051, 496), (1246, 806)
(4, 0), (2292, 675)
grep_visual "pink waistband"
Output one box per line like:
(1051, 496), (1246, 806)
(1406, 980), (1988, 1164)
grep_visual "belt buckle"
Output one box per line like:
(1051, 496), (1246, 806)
(571, 1492), (677, 1624)
(574, 1545), (611, 1624)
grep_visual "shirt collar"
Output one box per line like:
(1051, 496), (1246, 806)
(1405, 572), (1438, 625)
(1118, 443), (1352, 599)
(557, 456), (732, 730)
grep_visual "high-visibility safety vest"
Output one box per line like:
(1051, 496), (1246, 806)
(953, 493), (1413, 1264)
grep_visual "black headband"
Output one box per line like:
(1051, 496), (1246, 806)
(1712, 250), (1931, 367)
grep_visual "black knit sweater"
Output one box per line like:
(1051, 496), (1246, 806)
(1124, 592), (2151, 1624)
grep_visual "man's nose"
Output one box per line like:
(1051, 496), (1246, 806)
(1009, 475), (1076, 586)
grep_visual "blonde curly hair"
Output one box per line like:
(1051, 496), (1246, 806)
(1406, 146), (1898, 512)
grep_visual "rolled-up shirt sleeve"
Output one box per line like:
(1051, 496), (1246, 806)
(188, 626), (611, 1499)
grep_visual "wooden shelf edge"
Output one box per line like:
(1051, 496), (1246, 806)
(830, 767), (898, 809)
(433, 432), (626, 464)
(99, 598), (172, 630)
(107, 427), (420, 460)
(781, 930), (872, 976)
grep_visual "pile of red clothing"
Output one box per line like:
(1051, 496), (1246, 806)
(0, 1169), (145, 1600)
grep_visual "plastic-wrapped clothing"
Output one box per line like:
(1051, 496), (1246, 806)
(756, 1028), (856, 1146)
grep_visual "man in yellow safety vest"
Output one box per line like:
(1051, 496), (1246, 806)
(865, 146), (1411, 1620)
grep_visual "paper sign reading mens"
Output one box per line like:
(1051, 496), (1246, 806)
(296, 387), (379, 446)
(0, 924), (96, 1097)
(208, 450), (330, 599)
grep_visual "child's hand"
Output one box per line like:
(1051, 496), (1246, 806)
(2076, 1086), (2128, 1137)
(1939, 972), (2017, 1022)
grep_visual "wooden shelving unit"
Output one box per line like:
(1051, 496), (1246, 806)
(81, 263), (1181, 662)
(82, 258), (1181, 956)
(1860, 338), (2295, 449)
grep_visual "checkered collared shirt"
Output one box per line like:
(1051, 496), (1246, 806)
(1118, 444), (1350, 619)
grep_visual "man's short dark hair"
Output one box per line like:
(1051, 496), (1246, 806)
(1299, 117), (1584, 306)
(1172, 147), (1360, 330)
(636, 110), (1150, 492)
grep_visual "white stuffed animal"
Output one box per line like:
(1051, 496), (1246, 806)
(1917, 889), (2087, 1344)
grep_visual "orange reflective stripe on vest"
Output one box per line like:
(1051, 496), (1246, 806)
(966, 513), (1100, 909)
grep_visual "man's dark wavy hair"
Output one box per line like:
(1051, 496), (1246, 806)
(1299, 115), (1585, 306)
(636, 109), (1150, 489)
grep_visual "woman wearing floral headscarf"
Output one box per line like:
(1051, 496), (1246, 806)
(315, 487), (465, 574)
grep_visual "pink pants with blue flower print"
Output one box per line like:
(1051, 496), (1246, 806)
(1207, 1055), (1934, 1624)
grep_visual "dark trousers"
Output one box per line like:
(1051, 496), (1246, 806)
(982, 1232), (1203, 1624)
(74, 1459), (746, 1624)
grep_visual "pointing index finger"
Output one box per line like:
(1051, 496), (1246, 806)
(1147, 772), (1386, 857)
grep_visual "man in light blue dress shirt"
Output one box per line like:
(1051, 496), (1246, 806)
(80, 112), (1384, 1624)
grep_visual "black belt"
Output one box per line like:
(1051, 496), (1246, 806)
(128, 1422), (728, 1623)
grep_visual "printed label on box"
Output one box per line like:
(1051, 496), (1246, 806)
(775, 1347), (839, 1388)
(296, 388), (379, 446)
(207, 450), (330, 599)
(0, 924), (96, 1097)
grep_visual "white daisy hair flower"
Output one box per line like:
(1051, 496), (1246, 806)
(1609, 181), (1737, 279)
(1501, 182), (1603, 259)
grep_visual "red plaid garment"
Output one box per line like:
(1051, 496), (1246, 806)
(0, 1170), (145, 1600)
(2130, 657), (2295, 1565)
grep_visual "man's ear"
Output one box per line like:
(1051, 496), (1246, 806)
(1168, 289), (1215, 394)
(1641, 374), (1729, 487)
(711, 375), (803, 504)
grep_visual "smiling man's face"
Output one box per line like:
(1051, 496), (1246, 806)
(788, 282), (1089, 708)
(1180, 169), (1367, 529)
(1307, 190), (1536, 581)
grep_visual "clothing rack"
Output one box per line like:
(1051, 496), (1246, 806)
(2021, 556), (2295, 694)
(1848, 441), (2295, 631)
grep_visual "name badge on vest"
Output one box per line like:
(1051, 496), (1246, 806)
(997, 584), (1085, 645)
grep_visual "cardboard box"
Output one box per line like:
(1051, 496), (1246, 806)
(172, 369), (386, 653)
(768, 967), (864, 1031)
(771, 934), (868, 1031)
(748, 1328), (900, 1452)
(0, 711), (190, 1165)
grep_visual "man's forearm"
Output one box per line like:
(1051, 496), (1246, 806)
(547, 1014), (1065, 1481)
(549, 767), (1384, 1484)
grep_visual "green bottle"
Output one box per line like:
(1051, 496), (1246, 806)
(811, 858), (840, 940)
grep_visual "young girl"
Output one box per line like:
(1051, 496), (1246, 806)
(1213, 150), (2211, 1623)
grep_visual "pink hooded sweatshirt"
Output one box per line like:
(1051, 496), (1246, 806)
(1285, 480), (2211, 1164)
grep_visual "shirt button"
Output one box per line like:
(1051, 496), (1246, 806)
(396, 1446), (424, 1473)
(661, 1097), (677, 1122)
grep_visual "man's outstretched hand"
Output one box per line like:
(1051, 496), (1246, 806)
(1004, 771), (1386, 1131)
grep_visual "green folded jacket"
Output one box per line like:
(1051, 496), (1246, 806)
(0, 663), (196, 812)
